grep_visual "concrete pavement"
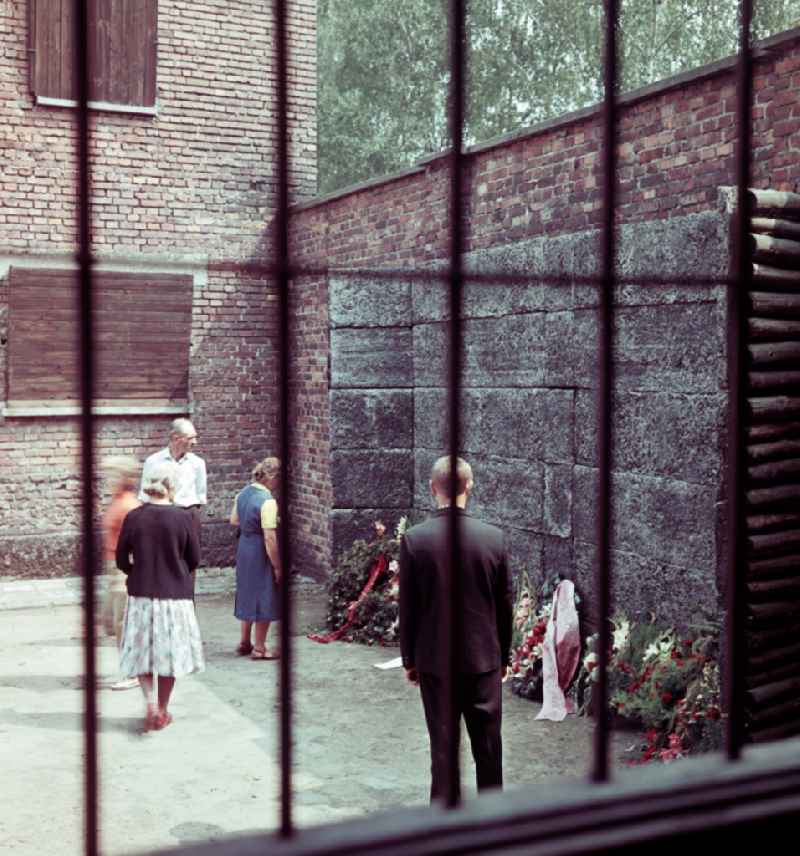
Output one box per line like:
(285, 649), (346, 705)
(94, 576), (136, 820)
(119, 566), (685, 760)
(0, 581), (629, 855)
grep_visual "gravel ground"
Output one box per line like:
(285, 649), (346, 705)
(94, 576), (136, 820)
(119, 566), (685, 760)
(0, 587), (633, 855)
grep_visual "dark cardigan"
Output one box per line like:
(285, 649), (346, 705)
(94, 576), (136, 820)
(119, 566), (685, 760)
(116, 504), (200, 600)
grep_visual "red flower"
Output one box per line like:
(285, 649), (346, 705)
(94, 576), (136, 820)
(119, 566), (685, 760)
(707, 706), (721, 720)
(661, 692), (673, 706)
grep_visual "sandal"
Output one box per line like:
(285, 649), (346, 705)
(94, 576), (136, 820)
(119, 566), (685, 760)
(236, 641), (254, 656)
(251, 647), (279, 660)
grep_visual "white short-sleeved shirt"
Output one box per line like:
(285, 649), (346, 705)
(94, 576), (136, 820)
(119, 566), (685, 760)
(139, 447), (207, 507)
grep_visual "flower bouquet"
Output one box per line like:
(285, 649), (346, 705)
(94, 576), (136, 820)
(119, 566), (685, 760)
(312, 518), (408, 646)
(575, 616), (723, 763)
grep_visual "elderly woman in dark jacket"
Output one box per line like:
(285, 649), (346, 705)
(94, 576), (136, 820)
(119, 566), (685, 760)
(116, 461), (205, 731)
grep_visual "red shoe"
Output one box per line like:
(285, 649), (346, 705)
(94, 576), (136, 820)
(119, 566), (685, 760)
(144, 704), (159, 732)
(153, 710), (173, 730)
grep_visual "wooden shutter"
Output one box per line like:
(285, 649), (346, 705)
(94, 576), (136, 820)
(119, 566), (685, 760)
(8, 267), (192, 405)
(30, 0), (74, 101)
(30, 0), (157, 107)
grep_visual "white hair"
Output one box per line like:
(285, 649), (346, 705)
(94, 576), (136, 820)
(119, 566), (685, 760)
(143, 461), (180, 499)
(170, 417), (195, 438)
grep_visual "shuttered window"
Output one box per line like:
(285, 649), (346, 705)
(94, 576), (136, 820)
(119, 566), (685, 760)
(7, 267), (192, 409)
(29, 0), (157, 110)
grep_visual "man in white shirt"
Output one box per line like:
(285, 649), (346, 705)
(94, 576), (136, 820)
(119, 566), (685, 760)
(139, 418), (207, 554)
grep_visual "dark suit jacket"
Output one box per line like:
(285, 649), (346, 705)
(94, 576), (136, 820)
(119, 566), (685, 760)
(399, 508), (513, 675)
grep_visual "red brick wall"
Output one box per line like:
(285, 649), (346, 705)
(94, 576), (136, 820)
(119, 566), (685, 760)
(292, 28), (800, 269)
(288, 27), (800, 574)
(0, 0), (316, 577)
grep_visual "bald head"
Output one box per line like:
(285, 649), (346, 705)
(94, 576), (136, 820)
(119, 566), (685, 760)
(430, 455), (473, 507)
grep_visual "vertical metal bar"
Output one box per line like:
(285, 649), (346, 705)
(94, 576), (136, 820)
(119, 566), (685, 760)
(445, 0), (466, 810)
(592, 0), (618, 785)
(725, 0), (753, 761)
(74, 1), (98, 854)
(273, 0), (294, 837)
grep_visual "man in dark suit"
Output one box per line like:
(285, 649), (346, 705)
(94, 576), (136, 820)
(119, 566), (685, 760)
(399, 455), (513, 802)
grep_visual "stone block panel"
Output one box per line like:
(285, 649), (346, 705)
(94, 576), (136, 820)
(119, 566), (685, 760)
(330, 389), (413, 450)
(572, 465), (716, 570)
(330, 508), (410, 565)
(504, 527), (544, 581)
(329, 276), (411, 328)
(330, 328), (413, 388)
(544, 463), (572, 537)
(332, 449), (413, 508)
(574, 389), (725, 484)
(412, 278), (570, 324)
(413, 449), (544, 532)
(414, 314), (546, 388)
(617, 211), (729, 279)
(545, 301), (723, 393)
(414, 388), (574, 464)
(574, 540), (719, 628)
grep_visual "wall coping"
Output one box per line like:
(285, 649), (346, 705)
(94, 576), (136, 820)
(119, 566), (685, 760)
(293, 25), (800, 214)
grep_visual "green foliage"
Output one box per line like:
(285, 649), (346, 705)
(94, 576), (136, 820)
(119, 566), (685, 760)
(325, 534), (401, 645)
(576, 617), (723, 763)
(318, 0), (800, 194)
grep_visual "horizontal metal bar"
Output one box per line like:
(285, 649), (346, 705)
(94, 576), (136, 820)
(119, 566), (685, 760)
(207, 260), (732, 288)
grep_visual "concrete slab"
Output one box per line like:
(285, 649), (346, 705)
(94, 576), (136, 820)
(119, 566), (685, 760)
(0, 590), (632, 855)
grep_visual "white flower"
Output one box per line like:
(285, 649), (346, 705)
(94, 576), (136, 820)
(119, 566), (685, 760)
(395, 516), (409, 538)
(388, 559), (399, 574)
(612, 618), (630, 652)
(642, 632), (676, 663)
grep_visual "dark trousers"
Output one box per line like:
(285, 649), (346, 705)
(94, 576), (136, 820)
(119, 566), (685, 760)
(418, 669), (503, 803)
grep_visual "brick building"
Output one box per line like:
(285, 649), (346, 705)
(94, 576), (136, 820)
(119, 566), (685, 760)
(2, 7), (799, 622)
(0, 0), (317, 576)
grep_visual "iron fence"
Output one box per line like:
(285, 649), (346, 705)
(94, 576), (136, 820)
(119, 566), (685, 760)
(67, 1), (796, 854)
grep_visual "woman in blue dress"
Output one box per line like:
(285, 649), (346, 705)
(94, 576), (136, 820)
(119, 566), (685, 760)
(230, 457), (282, 659)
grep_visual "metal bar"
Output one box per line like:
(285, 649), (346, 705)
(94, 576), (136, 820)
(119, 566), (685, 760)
(273, 0), (294, 837)
(445, 0), (466, 810)
(74, 0), (98, 854)
(207, 259), (733, 289)
(592, 0), (618, 786)
(726, 0), (754, 761)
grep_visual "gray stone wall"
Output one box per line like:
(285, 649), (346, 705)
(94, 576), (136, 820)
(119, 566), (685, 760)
(330, 209), (729, 626)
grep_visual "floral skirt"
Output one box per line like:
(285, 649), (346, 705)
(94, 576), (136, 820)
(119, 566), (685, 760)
(119, 596), (205, 679)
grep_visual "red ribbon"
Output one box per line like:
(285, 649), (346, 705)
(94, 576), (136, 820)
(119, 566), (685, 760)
(308, 553), (389, 644)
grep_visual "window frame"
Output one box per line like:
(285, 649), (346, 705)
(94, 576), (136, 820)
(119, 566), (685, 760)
(28, 0), (159, 116)
(64, 0), (800, 853)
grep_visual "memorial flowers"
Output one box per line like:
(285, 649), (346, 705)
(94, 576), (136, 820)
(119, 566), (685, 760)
(315, 518), (408, 645)
(575, 617), (723, 763)
(509, 573), (582, 701)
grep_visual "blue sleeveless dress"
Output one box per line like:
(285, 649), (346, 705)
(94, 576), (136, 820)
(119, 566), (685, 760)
(234, 484), (280, 622)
